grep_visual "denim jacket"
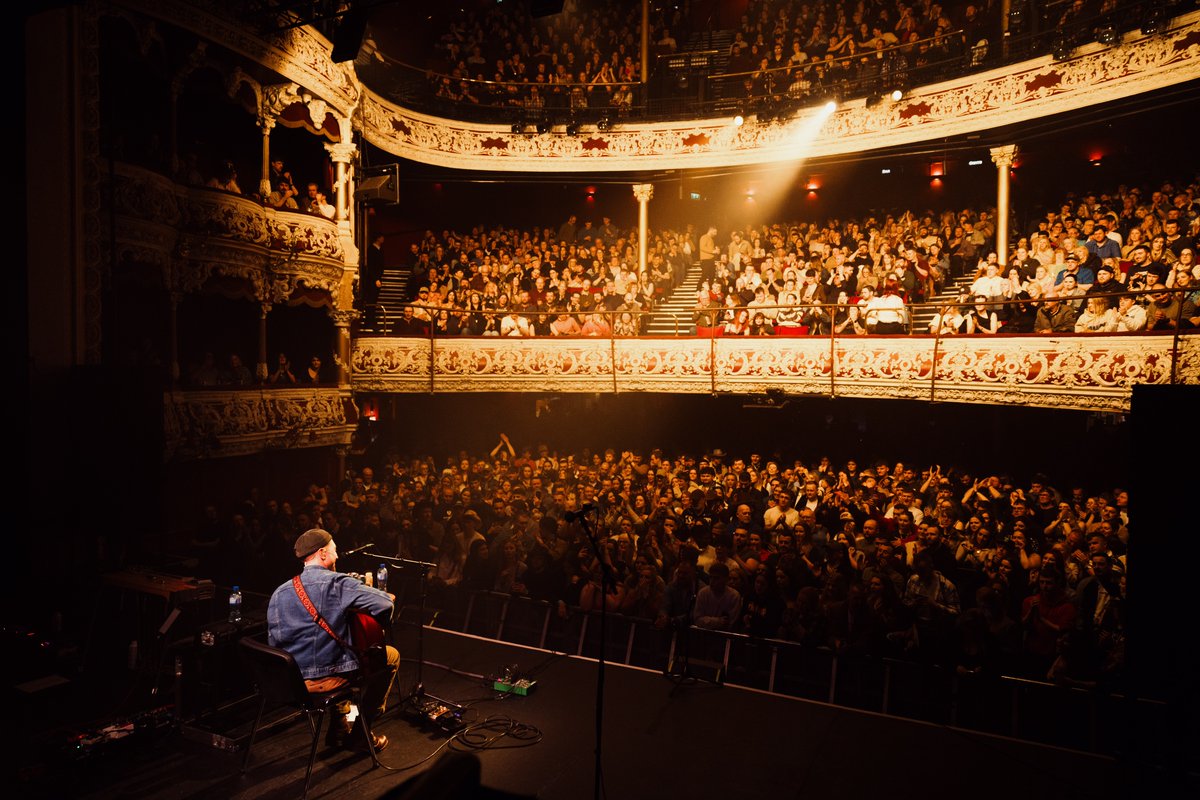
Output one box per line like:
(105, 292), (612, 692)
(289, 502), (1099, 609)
(267, 564), (393, 679)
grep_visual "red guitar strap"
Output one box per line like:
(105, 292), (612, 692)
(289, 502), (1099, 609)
(292, 575), (352, 652)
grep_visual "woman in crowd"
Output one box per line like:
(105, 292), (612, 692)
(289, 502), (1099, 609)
(967, 295), (1000, 334)
(864, 279), (907, 333)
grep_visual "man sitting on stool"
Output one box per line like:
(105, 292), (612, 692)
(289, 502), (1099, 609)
(267, 529), (399, 751)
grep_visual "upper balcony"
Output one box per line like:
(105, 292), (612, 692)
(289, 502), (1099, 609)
(353, 7), (1200, 172)
(119, 2), (1200, 173)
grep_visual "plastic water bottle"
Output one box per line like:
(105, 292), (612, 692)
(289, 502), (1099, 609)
(229, 585), (243, 623)
(376, 563), (388, 593)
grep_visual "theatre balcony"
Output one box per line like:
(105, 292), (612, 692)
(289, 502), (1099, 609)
(107, 162), (360, 461)
(163, 385), (358, 460)
(351, 326), (1200, 415)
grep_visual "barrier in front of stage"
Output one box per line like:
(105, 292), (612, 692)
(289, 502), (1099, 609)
(405, 584), (1164, 756)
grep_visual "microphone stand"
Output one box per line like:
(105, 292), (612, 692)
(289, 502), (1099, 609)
(573, 509), (614, 800)
(362, 551), (437, 715)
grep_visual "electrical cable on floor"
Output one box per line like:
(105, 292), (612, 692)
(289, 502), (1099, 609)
(373, 714), (542, 773)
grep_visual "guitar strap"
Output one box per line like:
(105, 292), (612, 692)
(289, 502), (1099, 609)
(292, 575), (353, 653)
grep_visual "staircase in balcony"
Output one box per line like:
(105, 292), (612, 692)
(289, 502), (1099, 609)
(645, 263), (703, 336)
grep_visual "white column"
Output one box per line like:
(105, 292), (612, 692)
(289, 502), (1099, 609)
(990, 145), (1018, 266)
(257, 115), (276, 198)
(633, 183), (654, 276)
(325, 140), (357, 224)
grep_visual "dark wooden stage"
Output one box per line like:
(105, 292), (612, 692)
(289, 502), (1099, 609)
(24, 624), (1148, 800)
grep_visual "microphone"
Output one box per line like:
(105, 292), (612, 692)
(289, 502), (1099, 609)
(342, 542), (375, 556)
(565, 504), (596, 523)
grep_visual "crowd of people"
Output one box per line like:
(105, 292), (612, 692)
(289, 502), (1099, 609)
(203, 434), (1129, 688)
(413, 1), (1007, 116)
(379, 177), (1199, 338)
(184, 352), (329, 388)
(408, 1), (1147, 117)
(176, 152), (337, 220)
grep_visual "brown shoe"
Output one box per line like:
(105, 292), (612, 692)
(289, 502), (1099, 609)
(344, 726), (388, 753)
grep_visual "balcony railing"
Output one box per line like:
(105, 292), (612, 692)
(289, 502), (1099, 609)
(163, 386), (358, 461)
(107, 161), (348, 301)
(351, 292), (1199, 412)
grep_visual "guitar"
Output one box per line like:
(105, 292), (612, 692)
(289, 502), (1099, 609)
(347, 610), (387, 656)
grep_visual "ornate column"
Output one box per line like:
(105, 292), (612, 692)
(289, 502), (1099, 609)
(633, 183), (654, 276)
(257, 114), (276, 198)
(257, 302), (271, 382)
(328, 117), (359, 272)
(990, 145), (1018, 266)
(331, 309), (355, 387)
(325, 133), (356, 224)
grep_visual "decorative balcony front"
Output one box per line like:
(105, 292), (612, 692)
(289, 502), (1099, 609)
(109, 162), (351, 305)
(352, 333), (1199, 413)
(163, 386), (358, 461)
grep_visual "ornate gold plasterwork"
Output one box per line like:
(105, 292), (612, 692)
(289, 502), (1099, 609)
(107, 161), (347, 303)
(163, 386), (357, 461)
(357, 13), (1200, 172)
(351, 335), (1196, 412)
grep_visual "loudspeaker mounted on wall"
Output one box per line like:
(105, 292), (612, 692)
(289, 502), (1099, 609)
(356, 164), (399, 205)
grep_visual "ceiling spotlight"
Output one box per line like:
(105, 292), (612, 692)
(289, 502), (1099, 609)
(890, 89), (903, 102)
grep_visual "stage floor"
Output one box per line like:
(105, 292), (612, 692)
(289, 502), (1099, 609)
(28, 625), (1151, 799)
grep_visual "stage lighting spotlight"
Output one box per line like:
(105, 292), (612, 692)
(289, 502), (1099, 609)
(565, 119), (581, 136)
(1097, 24), (1119, 46)
(891, 89), (904, 102)
(823, 99), (838, 113)
(733, 113), (745, 127)
(1052, 34), (1072, 61)
(1141, 7), (1165, 35)
(536, 119), (552, 134)
(511, 121), (523, 134)
(597, 116), (613, 132)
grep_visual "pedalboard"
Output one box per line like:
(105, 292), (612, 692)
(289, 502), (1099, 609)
(404, 695), (465, 734)
(492, 678), (537, 696)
